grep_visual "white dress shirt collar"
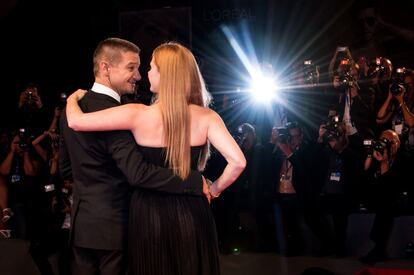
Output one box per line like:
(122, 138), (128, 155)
(91, 83), (121, 103)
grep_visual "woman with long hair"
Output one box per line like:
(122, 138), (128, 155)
(66, 42), (246, 275)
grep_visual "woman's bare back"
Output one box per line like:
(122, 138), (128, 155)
(131, 103), (211, 147)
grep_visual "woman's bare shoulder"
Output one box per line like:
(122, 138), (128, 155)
(189, 104), (215, 116)
(125, 103), (148, 110)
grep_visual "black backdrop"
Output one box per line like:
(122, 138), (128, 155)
(1, 0), (413, 128)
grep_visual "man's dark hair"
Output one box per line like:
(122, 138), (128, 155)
(26, 82), (39, 90)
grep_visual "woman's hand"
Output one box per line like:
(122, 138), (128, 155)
(373, 150), (385, 162)
(68, 89), (87, 102)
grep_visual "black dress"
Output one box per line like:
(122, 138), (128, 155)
(128, 146), (220, 275)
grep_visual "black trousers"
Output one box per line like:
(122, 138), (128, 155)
(72, 246), (126, 275)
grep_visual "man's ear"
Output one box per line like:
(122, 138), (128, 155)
(101, 61), (110, 76)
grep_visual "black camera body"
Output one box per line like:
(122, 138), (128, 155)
(367, 57), (392, 79)
(323, 115), (341, 142)
(27, 90), (33, 101)
(336, 58), (356, 90)
(337, 71), (356, 90)
(18, 128), (29, 150)
(390, 83), (405, 96)
(303, 60), (319, 85)
(390, 68), (407, 96)
(363, 138), (391, 156)
(276, 127), (290, 144)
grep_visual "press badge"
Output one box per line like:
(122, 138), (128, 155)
(330, 172), (341, 182)
(11, 174), (21, 183)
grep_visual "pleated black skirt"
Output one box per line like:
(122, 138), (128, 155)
(128, 189), (220, 275)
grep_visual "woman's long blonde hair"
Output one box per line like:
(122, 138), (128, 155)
(153, 42), (211, 179)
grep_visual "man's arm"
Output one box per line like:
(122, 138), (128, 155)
(106, 130), (203, 195)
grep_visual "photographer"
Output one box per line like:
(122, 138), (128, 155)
(18, 83), (43, 110)
(31, 106), (62, 162)
(358, 57), (393, 113)
(0, 130), (45, 237)
(237, 123), (270, 252)
(377, 69), (414, 147)
(266, 121), (316, 256)
(0, 174), (11, 238)
(384, 69), (414, 131)
(328, 48), (377, 142)
(360, 130), (409, 263)
(312, 118), (365, 257)
(16, 82), (50, 135)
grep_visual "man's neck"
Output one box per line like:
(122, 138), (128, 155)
(92, 82), (121, 103)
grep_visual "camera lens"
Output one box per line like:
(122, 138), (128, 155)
(390, 83), (404, 95)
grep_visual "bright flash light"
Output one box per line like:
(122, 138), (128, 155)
(249, 74), (278, 102)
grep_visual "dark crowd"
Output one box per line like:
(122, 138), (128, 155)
(1, 2), (414, 275)
(206, 1), (414, 266)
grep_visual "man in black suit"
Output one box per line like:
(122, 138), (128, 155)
(59, 38), (205, 275)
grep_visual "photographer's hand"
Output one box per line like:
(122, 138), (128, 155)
(0, 136), (20, 175)
(373, 150), (384, 162)
(47, 131), (59, 143)
(18, 92), (27, 108)
(333, 75), (340, 88)
(10, 136), (19, 153)
(364, 154), (373, 171)
(392, 87), (405, 105)
(33, 94), (43, 109)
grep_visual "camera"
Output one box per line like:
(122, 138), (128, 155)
(323, 115), (341, 141)
(59, 92), (67, 108)
(374, 138), (392, 155)
(367, 57), (392, 79)
(336, 58), (356, 90)
(18, 128), (29, 150)
(303, 60), (319, 85)
(363, 139), (374, 156)
(390, 67), (407, 96)
(363, 138), (391, 156)
(235, 123), (255, 147)
(27, 90), (33, 101)
(275, 127), (290, 144)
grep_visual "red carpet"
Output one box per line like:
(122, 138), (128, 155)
(355, 268), (414, 275)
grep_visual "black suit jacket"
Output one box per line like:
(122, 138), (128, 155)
(59, 91), (202, 250)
